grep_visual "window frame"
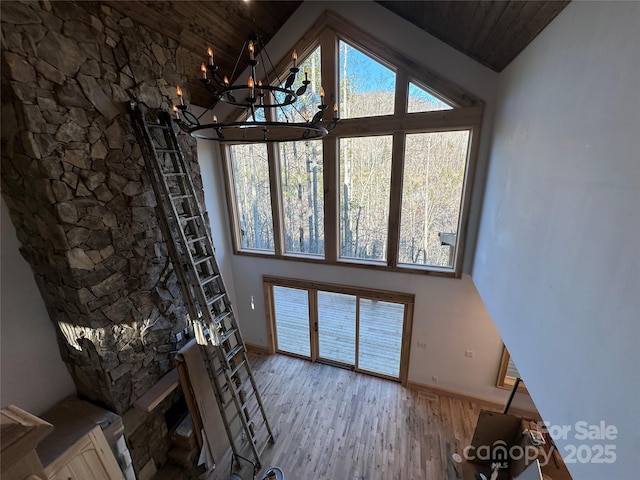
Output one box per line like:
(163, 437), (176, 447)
(497, 346), (528, 393)
(220, 12), (484, 277)
(263, 275), (415, 385)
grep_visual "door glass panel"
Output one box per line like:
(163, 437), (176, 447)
(273, 286), (310, 357)
(317, 291), (356, 365)
(358, 299), (404, 378)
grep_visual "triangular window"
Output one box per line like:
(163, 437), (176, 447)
(407, 81), (452, 113)
(339, 40), (396, 118)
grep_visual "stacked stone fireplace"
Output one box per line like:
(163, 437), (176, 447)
(1, 1), (205, 474)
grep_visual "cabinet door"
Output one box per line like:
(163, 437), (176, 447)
(45, 426), (124, 480)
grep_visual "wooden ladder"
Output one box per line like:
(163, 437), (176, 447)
(129, 103), (275, 470)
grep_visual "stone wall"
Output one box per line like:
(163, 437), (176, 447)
(1, 0), (202, 473)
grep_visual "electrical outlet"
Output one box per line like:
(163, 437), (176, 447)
(465, 350), (474, 358)
(432, 375), (439, 384)
(417, 341), (427, 349)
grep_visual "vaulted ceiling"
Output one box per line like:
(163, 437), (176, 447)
(106, 1), (569, 107)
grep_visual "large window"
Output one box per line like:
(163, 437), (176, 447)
(339, 136), (392, 261)
(399, 131), (470, 268)
(222, 20), (483, 276)
(279, 140), (324, 255)
(229, 143), (274, 251)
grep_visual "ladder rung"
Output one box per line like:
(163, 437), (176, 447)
(193, 255), (211, 266)
(171, 194), (193, 201)
(213, 310), (232, 326)
(220, 375), (249, 405)
(200, 274), (220, 287)
(207, 292), (226, 306)
(181, 215), (199, 222)
(188, 235), (207, 244)
(225, 343), (244, 362)
(228, 358), (246, 377)
(163, 172), (187, 178)
(156, 148), (179, 153)
(226, 393), (258, 426)
(220, 328), (238, 344)
(238, 390), (257, 413)
(255, 429), (273, 456)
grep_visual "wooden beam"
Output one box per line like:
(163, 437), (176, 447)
(134, 368), (180, 412)
(263, 275), (415, 304)
(329, 106), (484, 137)
(387, 132), (405, 268)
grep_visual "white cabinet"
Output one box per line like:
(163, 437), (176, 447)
(44, 426), (124, 480)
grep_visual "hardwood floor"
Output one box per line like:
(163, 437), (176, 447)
(200, 353), (491, 480)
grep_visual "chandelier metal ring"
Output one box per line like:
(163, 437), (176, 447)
(172, 33), (339, 142)
(189, 121), (328, 143)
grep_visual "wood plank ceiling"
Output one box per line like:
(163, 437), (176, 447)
(106, 1), (569, 107)
(376, 1), (570, 72)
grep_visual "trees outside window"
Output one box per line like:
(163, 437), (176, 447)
(229, 143), (274, 251)
(221, 17), (483, 276)
(399, 131), (470, 267)
(279, 140), (324, 255)
(339, 136), (392, 261)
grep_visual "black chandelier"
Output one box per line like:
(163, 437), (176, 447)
(173, 35), (339, 143)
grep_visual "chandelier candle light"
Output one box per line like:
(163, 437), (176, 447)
(173, 36), (339, 142)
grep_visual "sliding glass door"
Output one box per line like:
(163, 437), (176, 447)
(358, 298), (404, 378)
(273, 286), (310, 358)
(268, 278), (413, 383)
(317, 291), (356, 366)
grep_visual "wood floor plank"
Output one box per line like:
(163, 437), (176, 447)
(198, 353), (521, 480)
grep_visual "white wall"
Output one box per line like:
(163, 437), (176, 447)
(1, 198), (76, 415)
(197, 1), (535, 409)
(198, 135), (238, 308)
(473, 2), (640, 478)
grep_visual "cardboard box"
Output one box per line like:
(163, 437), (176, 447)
(461, 410), (572, 480)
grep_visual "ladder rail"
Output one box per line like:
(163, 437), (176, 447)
(129, 105), (202, 326)
(129, 103), (275, 468)
(152, 112), (267, 463)
(133, 109), (248, 460)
